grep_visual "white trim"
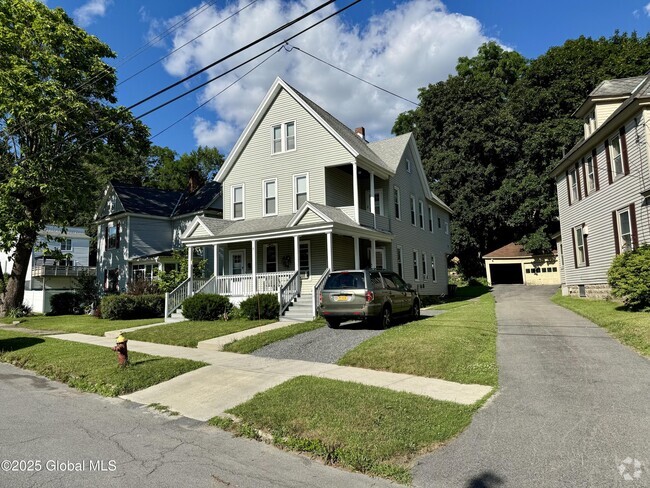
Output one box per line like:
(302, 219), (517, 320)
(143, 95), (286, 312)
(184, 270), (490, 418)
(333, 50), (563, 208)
(418, 200), (425, 229)
(412, 249), (420, 282)
(262, 178), (278, 217)
(293, 173), (309, 213)
(410, 195), (417, 226)
(365, 188), (384, 216)
(271, 120), (297, 155)
(299, 240), (311, 277)
(445, 220), (449, 235)
(393, 186), (401, 220)
(396, 246), (403, 277)
(182, 217), (214, 240)
(616, 206), (633, 252)
(430, 254), (437, 283)
(421, 251), (428, 281)
(231, 184), (245, 220)
(287, 201), (332, 227)
(263, 243), (278, 272)
(573, 225), (586, 267)
(428, 206), (434, 233)
(229, 249), (246, 275)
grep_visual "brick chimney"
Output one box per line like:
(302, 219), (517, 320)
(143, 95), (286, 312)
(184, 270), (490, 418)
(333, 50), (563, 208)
(354, 127), (366, 140)
(188, 170), (203, 194)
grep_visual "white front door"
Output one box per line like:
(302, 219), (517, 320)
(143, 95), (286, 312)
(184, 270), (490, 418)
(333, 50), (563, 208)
(229, 250), (246, 295)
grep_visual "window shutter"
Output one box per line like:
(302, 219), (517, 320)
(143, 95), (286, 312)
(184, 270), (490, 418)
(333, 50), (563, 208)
(575, 163), (582, 200)
(604, 139), (613, 185)
(566, 171), (571, 205)
(583, 232), (590, 267)
(612, 211), (620, 255)
(630, 203), (639, 250)
(104, 226), (108, 251)
(581, 158), (588, 197)
(619, 127), (630, 175)
(592, 149), (600, 191)
(571, 230), (578, 268)
(116, 222), (120, 248)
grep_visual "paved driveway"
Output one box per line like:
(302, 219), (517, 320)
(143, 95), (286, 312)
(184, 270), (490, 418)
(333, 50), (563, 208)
(413, 285), (650, 487)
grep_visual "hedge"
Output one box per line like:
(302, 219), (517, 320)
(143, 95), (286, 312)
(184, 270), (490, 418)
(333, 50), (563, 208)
(49, 292), (82, 315)
(239, 293), (279, 320)
(182, 294), (232, 321)
(608, 245), (650, 310)
(101, 294), (164, 320)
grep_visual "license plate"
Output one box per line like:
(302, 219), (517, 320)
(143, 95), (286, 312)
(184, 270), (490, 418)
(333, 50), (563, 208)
(335, 295), (351, 302)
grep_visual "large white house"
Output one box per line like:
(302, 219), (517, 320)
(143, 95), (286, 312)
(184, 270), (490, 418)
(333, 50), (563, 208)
(551, 75), (650, 297)
(172, 77), (452, 320)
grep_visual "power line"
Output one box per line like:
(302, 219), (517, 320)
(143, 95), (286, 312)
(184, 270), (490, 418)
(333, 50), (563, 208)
(283, 43), (419, 106)
(127, 0), (338, 111)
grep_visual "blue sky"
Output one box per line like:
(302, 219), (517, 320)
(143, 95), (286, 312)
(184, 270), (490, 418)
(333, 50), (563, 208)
(47, 0), (650, 156)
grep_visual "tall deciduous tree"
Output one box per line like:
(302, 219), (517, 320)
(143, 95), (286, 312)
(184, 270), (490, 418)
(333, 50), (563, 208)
(0, 0), (149, 314)
(146, 145), (224, 192)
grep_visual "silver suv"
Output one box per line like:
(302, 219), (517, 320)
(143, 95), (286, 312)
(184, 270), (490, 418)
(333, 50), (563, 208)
(319, 269), (420, 329)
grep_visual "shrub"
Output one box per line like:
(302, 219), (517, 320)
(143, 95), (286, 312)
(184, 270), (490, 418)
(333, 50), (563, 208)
(101, 294), (164, 320)
(7, 304), (32, 318)
(239, 293), (279, 320)
(128, 278), (160, 296)
(608, 245), (650, 310)
(73, 271), (99, 309)
(50, 292), (82, 315)
(182, 294), (232, 321)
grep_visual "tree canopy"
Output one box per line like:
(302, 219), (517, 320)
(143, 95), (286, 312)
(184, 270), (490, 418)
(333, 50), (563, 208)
(146, 145), (224, 192)
(394, 34), (650, 276)
(0, 0), (149, 313)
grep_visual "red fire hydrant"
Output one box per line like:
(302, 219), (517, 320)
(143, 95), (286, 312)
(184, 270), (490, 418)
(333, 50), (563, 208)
(112, 335), (128, 367)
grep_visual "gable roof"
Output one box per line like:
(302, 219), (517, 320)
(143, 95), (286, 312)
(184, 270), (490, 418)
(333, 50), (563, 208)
(216, 77), (392, 183)
(483, 242), (531, 259)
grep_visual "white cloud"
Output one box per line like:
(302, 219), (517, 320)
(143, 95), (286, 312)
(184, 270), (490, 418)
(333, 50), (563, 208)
(74, 0), (112, 27)
(644, 3), (650, 16)
(155, 0), (493, 150)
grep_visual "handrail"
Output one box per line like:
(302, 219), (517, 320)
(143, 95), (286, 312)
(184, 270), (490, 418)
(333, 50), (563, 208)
(194, 275), (216, 295)
(164, 277), (191, 318)
(278, 270), (301, 316)
(312, 268), (331, 318)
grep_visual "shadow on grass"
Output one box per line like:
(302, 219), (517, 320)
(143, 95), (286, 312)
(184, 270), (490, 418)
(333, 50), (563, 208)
(453, 285), (492, 301)
(0, 337), (45, 352)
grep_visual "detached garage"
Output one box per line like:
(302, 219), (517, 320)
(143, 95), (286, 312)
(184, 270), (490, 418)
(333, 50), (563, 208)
(483, 242), (560, 286)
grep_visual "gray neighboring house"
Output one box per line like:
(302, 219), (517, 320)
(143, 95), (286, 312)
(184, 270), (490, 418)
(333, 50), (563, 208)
(94, 177), (222, 293)
(0, 225), (93, 313)
(175, 77), (452, 320)
(551, 75), (650, 298)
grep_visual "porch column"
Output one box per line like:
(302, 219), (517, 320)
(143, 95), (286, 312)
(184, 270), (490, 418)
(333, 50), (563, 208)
(213, 244), (219, 278)
(353, 236), (360, 269)
(326, 231), (333, 271)
(370, 239), (376, 268)
(369, 170), (376, 229)
(352, 162), (360, 224)
(187, 246), (193, 295)
(251, 239), (257, 294)
(294, 235), (300, 272)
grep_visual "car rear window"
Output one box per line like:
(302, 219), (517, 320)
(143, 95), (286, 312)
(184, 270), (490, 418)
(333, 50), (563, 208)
(324, 272), (365, 290)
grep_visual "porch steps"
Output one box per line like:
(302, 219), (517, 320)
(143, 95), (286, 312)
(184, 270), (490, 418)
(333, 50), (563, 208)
(280, 294), (314, 323)
(165, 308), (187, 323)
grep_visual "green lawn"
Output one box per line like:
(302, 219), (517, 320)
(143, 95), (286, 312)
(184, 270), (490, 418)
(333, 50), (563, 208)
(125, 319), (275, 348)
(223, 319), (325, 354)
(213, 376), (476, 484)
(339, 293), (498, 386)
(552, 293), (650, 357)
(0, 314), (163, 336)
(0, 329), (205, 396)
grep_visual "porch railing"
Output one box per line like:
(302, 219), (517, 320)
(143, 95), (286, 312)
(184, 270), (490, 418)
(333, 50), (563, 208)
(213, 271), (294, 296)
(165, 277), (190, 318)
(194, 275), (216, 295)
(279, 270), (301, 316)
(31, 265), (96, 277)
(312, 268), (331, 318)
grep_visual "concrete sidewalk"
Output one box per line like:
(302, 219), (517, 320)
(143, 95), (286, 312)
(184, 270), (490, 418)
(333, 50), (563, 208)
(50, 333), (493, 421)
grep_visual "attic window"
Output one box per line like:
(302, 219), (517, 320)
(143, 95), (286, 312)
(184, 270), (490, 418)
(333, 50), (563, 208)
(584, 111), (596, 135)
(272, 121), (296, 154)
(406, 158), (412, 173)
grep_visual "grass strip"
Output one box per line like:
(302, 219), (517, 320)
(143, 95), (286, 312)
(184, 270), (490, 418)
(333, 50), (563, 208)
(223, 319), (325, 354)
(125, 318), (274, 348)
(339, 293), (497, 386)
(0, 329), (205, 396)
(551, 293), (650, 357)
(1, 315), (163, 336)
(213, 376), (476, 484)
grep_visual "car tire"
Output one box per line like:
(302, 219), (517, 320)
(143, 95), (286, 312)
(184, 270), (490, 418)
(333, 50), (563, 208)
(326, 318), (341, 329)
(376, 306), (391, 329)
(411, 299), (420, 320)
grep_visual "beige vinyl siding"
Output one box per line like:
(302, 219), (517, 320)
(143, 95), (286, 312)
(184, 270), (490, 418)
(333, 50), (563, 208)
(333, 234), (355, 270)
(223, 89), (353, 219)
(296, 209), (326, 225)
(388, 140), (450, 296)
(190, 224), (211, 238)
(325, 166), (354, 207)
(557, 112), (650, 287)
(595, 101), (623, 129)
(129, 217), (173, 259)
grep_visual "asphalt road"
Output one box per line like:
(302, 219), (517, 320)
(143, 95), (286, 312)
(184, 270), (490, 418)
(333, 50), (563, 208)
(0, 362), (394, 488)
(412, 285), (650, 488)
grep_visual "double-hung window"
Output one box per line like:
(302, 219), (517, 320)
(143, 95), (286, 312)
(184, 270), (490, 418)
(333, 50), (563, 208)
(430, 255), (437, 282)
(272, 121), (296, 153)
(568, 168), (578, 203)
(428, 206), (434, 232)
(106, 222), (119, 250)
(609, 134), (624, 179)
(294, 174), (308, 211)
(412, 250), (420, 281)
(418, 200), (425, 229)
(263, 179), (277, 216)
(573, 225), (586, 267)
(393, 186), (401, 220)
(616, 208), (633, 252)
(585, 156), (596, 194)
(60, 238), (72, 251)
(410, 195), (416, 226)
(232, 184), (244, 219)
(421, 252), (427, 280)
(396, 246), (403, 277)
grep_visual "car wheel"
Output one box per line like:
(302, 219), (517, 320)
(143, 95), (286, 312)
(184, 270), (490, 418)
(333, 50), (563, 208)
(377, 306), (391, 329)
(411, 299), (420, 320)
(326, 318), (341, 328)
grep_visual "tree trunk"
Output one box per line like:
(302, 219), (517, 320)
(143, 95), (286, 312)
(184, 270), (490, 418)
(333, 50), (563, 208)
(2, 232), (37, 316)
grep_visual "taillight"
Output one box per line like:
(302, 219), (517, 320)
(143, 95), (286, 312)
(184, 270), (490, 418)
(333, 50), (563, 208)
(365, 291), (374, 302)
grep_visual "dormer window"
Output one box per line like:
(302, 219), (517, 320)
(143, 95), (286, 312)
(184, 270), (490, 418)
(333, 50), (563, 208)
(584, 111), (596, 136)
(272, 121), (296, 154)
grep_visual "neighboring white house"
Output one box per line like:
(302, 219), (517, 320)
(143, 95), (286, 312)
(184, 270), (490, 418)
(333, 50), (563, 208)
(0, 225), (93, 313)
(174, 77), (452, 320)
(94, 176), (222, 293)
(551, 75), (650, 298)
